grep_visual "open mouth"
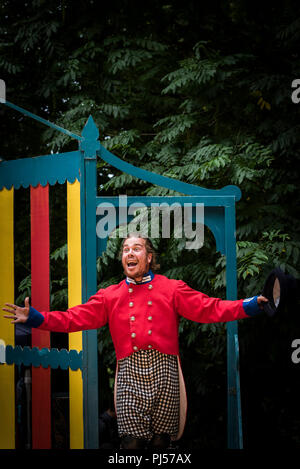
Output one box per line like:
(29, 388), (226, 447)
(127, 261), (138, 268)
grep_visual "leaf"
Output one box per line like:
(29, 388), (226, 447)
(51, 244), (68, 261)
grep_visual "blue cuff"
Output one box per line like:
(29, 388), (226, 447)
(243, 296), (261, 317)
(26, 306), (45, 328)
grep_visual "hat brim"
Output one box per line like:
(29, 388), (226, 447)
(262, 267), (297, 317)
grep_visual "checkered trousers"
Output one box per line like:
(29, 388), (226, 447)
(116, 349), (180, 441)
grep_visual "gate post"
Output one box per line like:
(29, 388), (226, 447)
(80, 116), (100, 448)
(225, 203), (243, 449)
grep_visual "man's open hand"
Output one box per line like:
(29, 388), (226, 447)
(3, 297), (30, 324)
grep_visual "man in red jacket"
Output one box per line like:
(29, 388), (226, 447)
(3, 233), (268, 449)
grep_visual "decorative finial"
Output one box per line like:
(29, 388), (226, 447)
(80, 115), (100, 158)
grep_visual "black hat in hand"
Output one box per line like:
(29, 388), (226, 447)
(262, 267), (297, 317)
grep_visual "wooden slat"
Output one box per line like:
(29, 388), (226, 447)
(30, 184), (51, 449)
(0, 188), (15, 449)
(67, 180), (84, 449)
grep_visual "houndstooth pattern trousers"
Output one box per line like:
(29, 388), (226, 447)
(116, 349), (180, 441)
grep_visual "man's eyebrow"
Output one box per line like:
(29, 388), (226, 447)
(123, 242), (144, 248)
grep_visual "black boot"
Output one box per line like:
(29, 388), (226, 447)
(120, 435), (148, 449)
(149, 433), (171, 449)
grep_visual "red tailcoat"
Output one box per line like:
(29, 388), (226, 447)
(36, 274), (248, 439)
(37, 274), (247, 359)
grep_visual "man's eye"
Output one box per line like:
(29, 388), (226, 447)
(123, 246), (142, 253)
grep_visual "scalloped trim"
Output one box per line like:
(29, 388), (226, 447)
(0, 150), (81, 190)
(5, 345), (82, 370)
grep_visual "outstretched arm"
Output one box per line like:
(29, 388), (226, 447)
(3, 292), (108, 332)
(174, 280), (269, 323)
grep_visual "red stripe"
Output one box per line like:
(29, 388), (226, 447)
(30, 184), (51, 449)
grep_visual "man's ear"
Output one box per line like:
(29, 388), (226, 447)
(148, 253), (153, 265)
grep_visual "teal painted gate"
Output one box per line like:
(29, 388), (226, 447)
(1, 100), (243, 449)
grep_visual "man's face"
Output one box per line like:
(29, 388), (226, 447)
(121, 237), (152, 282)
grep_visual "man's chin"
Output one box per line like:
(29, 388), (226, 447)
(123, 265), (150, 281)
(124, 269), (144, 282)
(124, 268), (138, 278)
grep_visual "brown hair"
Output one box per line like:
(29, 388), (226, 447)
(119, 232), (160, 272)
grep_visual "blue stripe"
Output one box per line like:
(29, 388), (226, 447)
(26, 306), (45, 328)
(242, 296), (261, 317)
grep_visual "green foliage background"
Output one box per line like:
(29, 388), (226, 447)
(1, 0), (300, 448)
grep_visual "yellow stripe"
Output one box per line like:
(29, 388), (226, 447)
(67, 181), (84, 449)
(0, 188), (15, 449)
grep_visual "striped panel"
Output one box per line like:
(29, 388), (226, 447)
(67, 180), (84, 449)
(30, 184), (51, 449)
(0, 188), (15, 449)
